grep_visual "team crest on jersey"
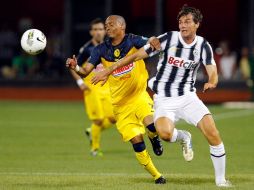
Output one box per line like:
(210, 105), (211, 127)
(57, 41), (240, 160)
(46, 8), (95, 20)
(193, 49), (199, 58)
(112, 63), (134, 77)
(114, 49), (121, 58)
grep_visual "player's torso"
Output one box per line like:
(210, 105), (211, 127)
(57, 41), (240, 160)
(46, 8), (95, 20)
(100, 35), (149, 105)
(149, 31), (205, 97)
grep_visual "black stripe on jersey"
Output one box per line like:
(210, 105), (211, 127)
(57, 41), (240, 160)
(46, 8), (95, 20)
(165, 67), (178, 96)
(199, 39), (207, 64)
(190, 64), (199, 92)
(175, 41), (183, 57)
(159, 33), (168, 43)
(178, 44), (197, 96)
(152, 32), (172, 93)
(204, 43), (213, 64)
(178, 70), (191, 96)
(164, 39), (183, 97)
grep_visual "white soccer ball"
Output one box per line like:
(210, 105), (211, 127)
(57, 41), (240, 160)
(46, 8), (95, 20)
(21, 29), (47, 55)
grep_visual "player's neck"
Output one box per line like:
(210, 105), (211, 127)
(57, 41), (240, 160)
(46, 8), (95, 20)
(91, 38), (102, 46)
(111, 33), (125, 46)
(182, 35), (196, 44)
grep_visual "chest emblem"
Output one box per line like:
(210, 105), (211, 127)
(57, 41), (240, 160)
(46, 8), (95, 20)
(114, 49), (121, 58)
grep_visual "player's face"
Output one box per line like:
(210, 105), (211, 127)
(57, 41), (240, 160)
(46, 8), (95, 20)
(90, 23), (105, 43)
(105, 18), (122, 38)
(179, 13), (199, 39)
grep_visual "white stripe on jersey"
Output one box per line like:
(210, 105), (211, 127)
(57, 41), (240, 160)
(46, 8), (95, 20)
(145, 31), (215, 97)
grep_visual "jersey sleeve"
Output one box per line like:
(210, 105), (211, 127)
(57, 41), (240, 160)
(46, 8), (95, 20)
(144, 32), (169, 57)
(77, 46), (90, 65)
(201, 41), (216, 65)
(130, 34), (148, 49)
(87, 46), (102, 66)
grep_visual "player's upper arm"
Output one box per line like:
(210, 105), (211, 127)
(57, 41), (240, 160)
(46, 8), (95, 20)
(201, 41), (216, 66)
(144, 32), (169, 57)
(87, 45), (102, 67)
(131, 34), (148, 49)
(77, 46), (90, 65)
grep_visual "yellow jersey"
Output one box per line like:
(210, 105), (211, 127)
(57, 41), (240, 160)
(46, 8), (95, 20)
(88, 34), (149, 106)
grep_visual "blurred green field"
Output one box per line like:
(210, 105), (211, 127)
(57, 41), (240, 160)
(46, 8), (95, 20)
(0, 100), (254, 190)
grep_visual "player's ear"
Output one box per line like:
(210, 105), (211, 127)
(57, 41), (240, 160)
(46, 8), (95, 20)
(195, 22), (200, 29)
(89, 29), (93, 36)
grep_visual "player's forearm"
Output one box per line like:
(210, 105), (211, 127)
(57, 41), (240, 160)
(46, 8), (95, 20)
(74, 65), (89, 78)
(106, 47), (148, 74)
(70, 69), (82, 80)
(207, 69), (218, 86)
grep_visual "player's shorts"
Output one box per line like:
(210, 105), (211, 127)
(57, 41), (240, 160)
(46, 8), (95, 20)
(113, 92), (154, 142)
(153, 92), (210, 126)
(84, 89), (114, 121)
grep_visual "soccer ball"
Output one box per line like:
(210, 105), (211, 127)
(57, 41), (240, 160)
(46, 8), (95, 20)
(20, 29), (47, 55)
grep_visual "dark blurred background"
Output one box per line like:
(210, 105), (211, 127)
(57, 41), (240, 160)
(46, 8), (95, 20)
(0, 0), (254, 102)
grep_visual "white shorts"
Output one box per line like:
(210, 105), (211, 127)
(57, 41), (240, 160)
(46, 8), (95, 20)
(153, 92), (210, 126)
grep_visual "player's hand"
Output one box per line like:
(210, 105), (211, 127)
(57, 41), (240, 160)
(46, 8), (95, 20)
(66, 55), (77, 70)
(91, 69), (110, 86)
(148, 36), (161, 51)
(203, 82), (216, 93)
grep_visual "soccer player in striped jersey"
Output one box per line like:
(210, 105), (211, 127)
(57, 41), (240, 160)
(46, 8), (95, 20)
(92, 6), (232, 187)
(67, 15), (166, 184)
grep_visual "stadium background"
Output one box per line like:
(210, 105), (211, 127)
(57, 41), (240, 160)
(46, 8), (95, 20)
(0, 0), (254, 189)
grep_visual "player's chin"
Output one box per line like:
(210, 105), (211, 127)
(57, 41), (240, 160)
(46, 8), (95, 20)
(180, 30), (187, 35)
(106, 33), (114, 38)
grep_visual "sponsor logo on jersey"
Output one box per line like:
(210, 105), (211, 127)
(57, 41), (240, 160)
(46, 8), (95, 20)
(168, 56), (198, 69)
(112, 63), (134, 77)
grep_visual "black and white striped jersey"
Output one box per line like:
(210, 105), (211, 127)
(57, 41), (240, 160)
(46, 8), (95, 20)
(144, 31), (216, 97)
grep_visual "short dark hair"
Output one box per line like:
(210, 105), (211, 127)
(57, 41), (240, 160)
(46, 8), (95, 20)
(177, 5), (203, 24)
(89, 18), (104, 30)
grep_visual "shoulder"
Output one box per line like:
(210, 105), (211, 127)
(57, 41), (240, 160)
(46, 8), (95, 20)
(165, 31), (179, 42)
(90, 42), (107, 56)
(196, 35), (210, 46)
(79, 41), (92, 53)
(158, 31), (175, 41)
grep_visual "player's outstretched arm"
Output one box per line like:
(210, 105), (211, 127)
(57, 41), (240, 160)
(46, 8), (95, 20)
(69, 69), (90, 91)
(203, 65), (218, 92)
(66, 55), (94, 78)
(91, 47), (149, 85)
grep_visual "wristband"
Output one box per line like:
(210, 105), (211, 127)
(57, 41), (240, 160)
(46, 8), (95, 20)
(76, 79), (84, 87)
(75, 65), (80, 72)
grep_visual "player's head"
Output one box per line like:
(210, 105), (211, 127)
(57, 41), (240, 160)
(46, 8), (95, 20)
(89, 18), (105, 43)
(105, 15), (126, 38)
(177, 5), (203, 39)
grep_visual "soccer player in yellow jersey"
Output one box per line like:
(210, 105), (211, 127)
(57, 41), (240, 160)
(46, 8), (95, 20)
(66, 15), (166, 184)
(69, 18), (115, 156)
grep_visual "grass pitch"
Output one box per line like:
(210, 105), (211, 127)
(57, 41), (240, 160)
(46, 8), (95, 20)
(0, 100), (253, 190)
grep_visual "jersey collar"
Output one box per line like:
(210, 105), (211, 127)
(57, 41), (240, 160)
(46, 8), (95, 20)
(106, 34), (128, 47)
